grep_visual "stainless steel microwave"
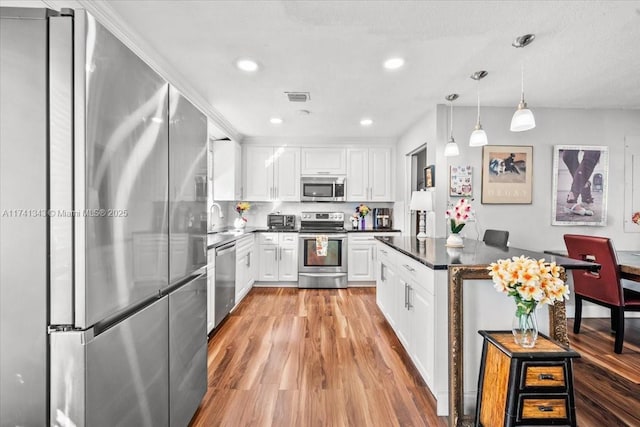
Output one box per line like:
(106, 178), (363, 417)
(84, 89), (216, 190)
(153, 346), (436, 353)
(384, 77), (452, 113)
(300, 176), (346, 202)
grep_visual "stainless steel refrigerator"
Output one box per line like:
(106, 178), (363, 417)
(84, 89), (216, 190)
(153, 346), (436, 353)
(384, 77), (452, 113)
(0, 7), (207, 426)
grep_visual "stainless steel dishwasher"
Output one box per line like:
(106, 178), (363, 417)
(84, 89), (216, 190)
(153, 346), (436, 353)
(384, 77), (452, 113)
(214, 241), (236, 328)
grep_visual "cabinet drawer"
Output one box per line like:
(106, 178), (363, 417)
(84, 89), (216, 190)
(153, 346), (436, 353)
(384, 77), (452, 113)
(279, 233), (298, 245)
(522, 364), (566, 389)
(376, 243), (396, 267)
(518, 397), (568, 421)
(259, 233), (279, 245)
(397, 255), (434, 295)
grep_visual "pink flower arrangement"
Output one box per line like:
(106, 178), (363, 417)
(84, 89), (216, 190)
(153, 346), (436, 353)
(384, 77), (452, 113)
(632, 211), (640, 226)
(488, 256), (570, 316)
(445, 198), (472, 233)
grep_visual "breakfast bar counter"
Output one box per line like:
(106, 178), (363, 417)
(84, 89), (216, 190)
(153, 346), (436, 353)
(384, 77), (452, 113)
(373, 236), (597, 427)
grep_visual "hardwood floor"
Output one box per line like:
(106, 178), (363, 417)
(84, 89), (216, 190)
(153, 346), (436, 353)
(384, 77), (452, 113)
(190, 287), (446, 427)
(190, 288), (640, 427)
(568, 317), (640, 427)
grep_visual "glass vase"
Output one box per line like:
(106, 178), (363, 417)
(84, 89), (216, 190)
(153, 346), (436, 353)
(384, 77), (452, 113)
(512, 309), (538, 348)
(360, 217), (366, 230)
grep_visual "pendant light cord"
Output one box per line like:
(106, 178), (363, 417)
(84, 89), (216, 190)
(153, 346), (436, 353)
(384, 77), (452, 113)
(476, 80), (481, 125)
(450, 101), (454, 139)
(520, 61), (525, 103)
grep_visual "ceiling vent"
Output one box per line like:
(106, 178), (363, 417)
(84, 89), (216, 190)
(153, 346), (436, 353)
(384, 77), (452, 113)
(285, 92), (310, 102)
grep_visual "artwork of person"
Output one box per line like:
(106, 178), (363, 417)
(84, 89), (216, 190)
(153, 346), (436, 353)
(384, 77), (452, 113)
(503, 153), (520, 174)
(561, 149), (601, 216)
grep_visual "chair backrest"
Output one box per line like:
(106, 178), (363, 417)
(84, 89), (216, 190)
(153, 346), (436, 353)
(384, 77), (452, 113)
(563, 234), (623, 306)
(482, 229), (509, 248)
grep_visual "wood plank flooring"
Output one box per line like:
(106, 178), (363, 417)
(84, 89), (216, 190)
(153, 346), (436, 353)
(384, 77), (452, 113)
(568, 317), (640, 427)
(190, 287), (446, 427)
(190, 288), (640, 427)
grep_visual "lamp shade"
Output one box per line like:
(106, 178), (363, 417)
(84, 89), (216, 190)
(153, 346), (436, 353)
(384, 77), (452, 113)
(444, 139), (460, 157)
(510, 107), (536, 132)
(469, 128), (488, 147)
(409, 190), (433, 212)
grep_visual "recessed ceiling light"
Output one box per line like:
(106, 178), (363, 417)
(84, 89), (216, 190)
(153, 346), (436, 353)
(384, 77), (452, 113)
(270, 117), (283, 125)
(383, 57), (405, 70)
(236, 58), (259, 72)
(360, 118), (373, 126)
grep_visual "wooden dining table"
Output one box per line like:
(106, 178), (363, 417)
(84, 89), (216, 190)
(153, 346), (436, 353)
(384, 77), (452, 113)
(617, 250), (640, 282)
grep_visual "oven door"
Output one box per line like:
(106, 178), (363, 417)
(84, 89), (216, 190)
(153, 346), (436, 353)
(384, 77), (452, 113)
(298, 234), (347, 274)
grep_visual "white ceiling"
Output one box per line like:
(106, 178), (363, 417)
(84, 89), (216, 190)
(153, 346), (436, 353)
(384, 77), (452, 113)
(4, 0), (640, 141)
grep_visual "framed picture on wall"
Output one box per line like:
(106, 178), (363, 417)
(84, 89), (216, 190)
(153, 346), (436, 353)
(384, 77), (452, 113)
(551, 145), (608, 226)
(424, 164), (435, 188)
(449, 165), (472, 197)
(481, 145), (533, 204)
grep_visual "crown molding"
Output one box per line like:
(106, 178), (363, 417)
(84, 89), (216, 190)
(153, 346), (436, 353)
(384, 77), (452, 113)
(74, 0), (242, 142)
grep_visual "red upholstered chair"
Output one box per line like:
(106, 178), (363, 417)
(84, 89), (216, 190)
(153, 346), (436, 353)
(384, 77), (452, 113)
(563, 234), (640, 353)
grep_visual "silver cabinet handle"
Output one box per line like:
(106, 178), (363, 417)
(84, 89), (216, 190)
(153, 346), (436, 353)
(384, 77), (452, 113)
(407, 285), (413, 310)
(246, 252), (251, 267)
(274, 248), (278, 262)
(279, 246), (282, 260)
(403, 264), (415, 272)
(317, 171), (330, 174)
(404, 283), (408, 308)
(380, 249), (387, 255)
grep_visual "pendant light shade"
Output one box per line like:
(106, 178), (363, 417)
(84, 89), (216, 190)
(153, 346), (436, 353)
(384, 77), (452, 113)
(510, 103), (536, 131)
(444, 94), (460, 157)
(511, 34), (536, 132)
(469, 126), (488, 147)
(469, 71), (488, 147)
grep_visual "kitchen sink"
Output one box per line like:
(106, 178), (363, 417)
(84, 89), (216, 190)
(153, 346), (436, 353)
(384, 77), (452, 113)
(216, 230), (245, 236)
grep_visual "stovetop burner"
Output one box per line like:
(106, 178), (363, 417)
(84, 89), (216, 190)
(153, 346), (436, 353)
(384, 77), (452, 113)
(299, 211), (346, 233)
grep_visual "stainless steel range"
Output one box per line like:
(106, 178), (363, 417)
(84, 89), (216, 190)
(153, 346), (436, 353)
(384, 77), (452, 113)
(298, 212), (348, 288)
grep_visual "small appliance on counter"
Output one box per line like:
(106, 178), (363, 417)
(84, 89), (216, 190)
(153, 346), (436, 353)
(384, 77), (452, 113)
(267, 213), (296, 230)
(372, 208), (393, 229)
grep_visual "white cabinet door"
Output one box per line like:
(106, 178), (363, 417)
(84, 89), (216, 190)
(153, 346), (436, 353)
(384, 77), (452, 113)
(258, 245), (279, 281)
(376, 260), (397, 328)
(235, 249), (248, 302)
(275, 147), (300, 201)
(278, 244), (298, 281)
(409, 283), (434, 388)
(369, 147), (392, 201)
(244, 146), (274, 201)
(395, 277), (411, 350)
(212, 139), (242, 201)
(300, 147), (346, 175)
(348, 243), (374, 281)
(346, 148), (368, 201)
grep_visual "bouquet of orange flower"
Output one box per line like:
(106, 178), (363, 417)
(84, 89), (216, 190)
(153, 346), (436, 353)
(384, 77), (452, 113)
(488, 256), (569, 316)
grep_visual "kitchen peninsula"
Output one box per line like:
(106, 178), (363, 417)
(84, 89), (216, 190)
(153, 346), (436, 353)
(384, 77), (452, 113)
(374, 236), (596, 426)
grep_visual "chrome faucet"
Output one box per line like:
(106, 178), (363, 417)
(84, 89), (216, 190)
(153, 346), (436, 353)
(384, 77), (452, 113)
(209, 202), (224, 231)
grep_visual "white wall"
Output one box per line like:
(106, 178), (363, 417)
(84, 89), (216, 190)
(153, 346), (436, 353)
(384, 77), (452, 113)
(397, 105), (640, 251)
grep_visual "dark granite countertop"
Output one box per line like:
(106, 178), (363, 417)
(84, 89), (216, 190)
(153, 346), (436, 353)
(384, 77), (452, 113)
(207, 227), (301, 249)
(375, 236), (599, 271)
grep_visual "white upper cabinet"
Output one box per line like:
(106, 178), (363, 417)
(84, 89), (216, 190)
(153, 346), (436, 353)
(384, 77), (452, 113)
(300, 147), (346, 175)
(244, 146), (300, 201)
(347, 147), (393, 201)
(212, 139), (242, 201)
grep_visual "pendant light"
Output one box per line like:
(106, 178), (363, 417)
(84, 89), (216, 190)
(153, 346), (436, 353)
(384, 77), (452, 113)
(469, 70), (488, 147)
(510, 34), (536, 132)
(444, 94), (460, 157)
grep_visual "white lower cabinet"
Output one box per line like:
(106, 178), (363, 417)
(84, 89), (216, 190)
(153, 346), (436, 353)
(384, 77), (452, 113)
(376, 241), (435, 389)
(235, 235), (256, 304)
(257, 233), (298, 282)
(348, 232), (401, 282)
